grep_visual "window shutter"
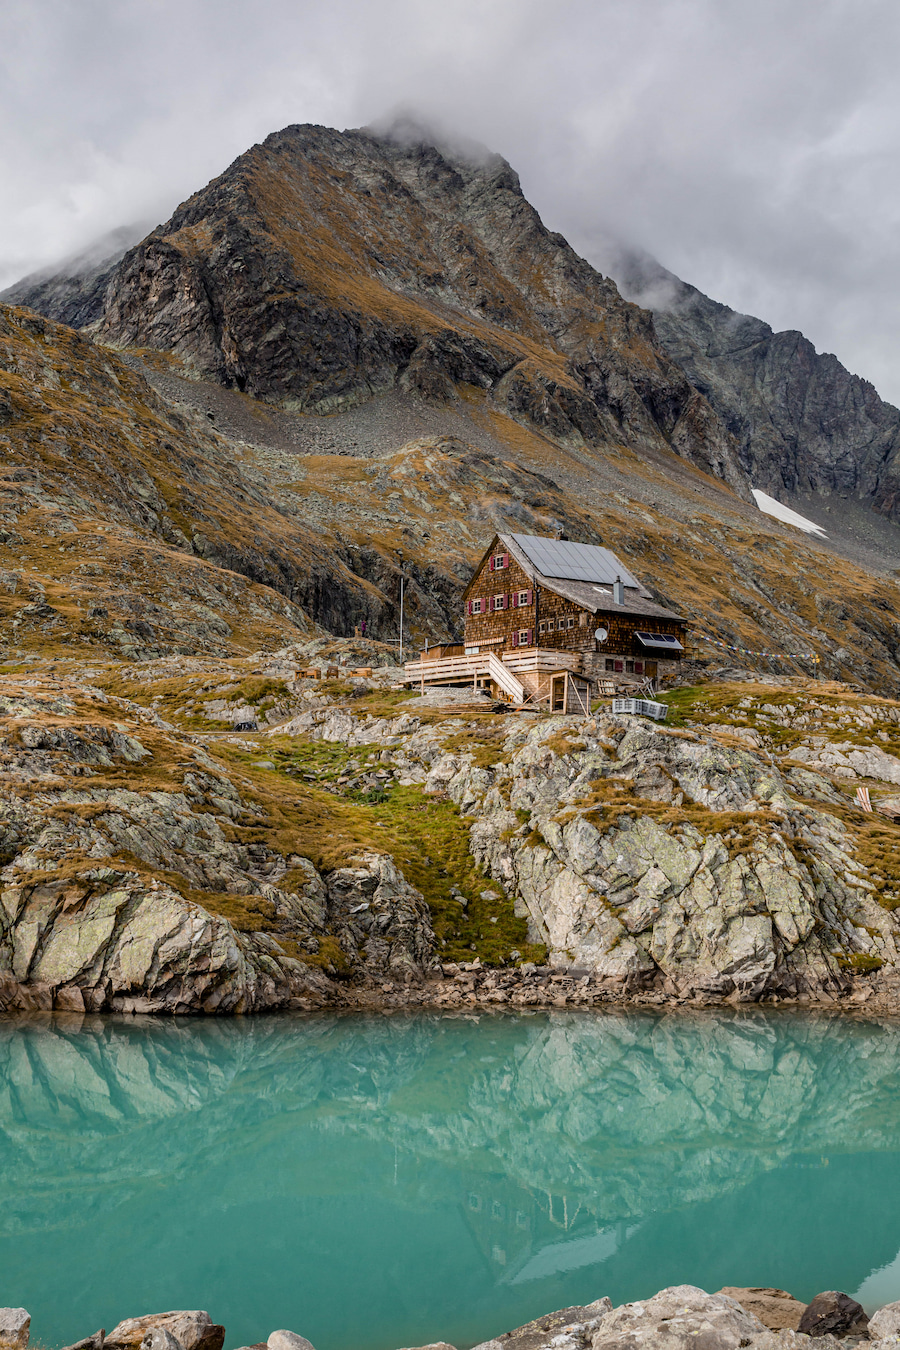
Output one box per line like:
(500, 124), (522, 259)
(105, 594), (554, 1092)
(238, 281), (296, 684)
(500, 553), (509, 568)
(511, 630), (519, 647)
(489, 555), (495, 572)
(526, 629), (533, 645)
(511, 592), (518, 609)
(466, 600), (472, 616)
(525, 589), (533, 605)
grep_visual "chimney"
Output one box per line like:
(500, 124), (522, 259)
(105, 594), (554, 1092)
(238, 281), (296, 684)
(613, 575), (624, 605)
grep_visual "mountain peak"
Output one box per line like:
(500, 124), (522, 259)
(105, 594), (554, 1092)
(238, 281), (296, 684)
(27, 121), (740, 494)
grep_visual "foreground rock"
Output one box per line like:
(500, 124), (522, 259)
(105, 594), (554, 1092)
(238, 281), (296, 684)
(105, 1312), (225, 1350)
(868, 1300), (900, 1341)
(719, 1288), (807, 1332)
(16, 1286), (900, 1350)
(797, 1293), (868, 1339)
(587, 1286), (766, 1349)
(0, 1311), (29, 1350)
(266, 1333), (315, 1350)
(468, 1298), (612, 1350)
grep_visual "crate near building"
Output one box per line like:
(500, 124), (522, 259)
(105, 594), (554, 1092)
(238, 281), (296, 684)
(405, 532), (687, 707)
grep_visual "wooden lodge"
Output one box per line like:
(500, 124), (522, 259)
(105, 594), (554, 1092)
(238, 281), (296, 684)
(404, 532), (687, 708)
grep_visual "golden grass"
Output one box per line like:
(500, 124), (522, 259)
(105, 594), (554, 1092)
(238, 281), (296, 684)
(560, 771), (784, 859)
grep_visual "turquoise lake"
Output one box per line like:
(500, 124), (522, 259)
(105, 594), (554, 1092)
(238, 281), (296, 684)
(3, 1009), (900, 1350)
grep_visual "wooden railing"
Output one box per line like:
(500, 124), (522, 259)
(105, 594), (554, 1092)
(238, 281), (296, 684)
(501, 648), (582, 674)
(403, 652), (525, 703)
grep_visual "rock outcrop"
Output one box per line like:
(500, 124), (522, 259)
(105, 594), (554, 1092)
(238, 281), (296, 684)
(0, 677), (438, 1013)
(6, 664), (900, 1011)
(289, 691), (900, 1000)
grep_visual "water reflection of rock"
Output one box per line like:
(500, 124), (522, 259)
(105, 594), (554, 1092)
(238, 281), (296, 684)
(4, 1010), (900, 1239)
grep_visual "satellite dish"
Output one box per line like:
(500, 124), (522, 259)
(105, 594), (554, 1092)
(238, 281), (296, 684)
(594, 627), (609, 643)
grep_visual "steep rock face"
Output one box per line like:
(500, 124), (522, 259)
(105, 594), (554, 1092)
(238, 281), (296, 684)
(0, 868), (331, 1015)
(85, 123), (747, 493)
(613, 249), (900, 520)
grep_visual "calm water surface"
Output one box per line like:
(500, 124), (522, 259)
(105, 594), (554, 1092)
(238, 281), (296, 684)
(3, 1009), (900, 1350)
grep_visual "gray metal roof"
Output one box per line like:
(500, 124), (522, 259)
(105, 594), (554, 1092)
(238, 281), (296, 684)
(505, 533), (642, 589)
(541, 576), (685, 623)
(491, 532), (684, 623)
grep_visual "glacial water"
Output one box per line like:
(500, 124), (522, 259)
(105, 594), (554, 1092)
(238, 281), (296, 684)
(3, 1011), (900, 1350)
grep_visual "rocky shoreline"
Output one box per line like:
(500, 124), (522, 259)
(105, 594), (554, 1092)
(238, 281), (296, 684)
(5, 1283), (900, 1350)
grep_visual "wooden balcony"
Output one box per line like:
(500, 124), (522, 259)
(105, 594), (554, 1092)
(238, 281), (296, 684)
(402, 646), (594, 710)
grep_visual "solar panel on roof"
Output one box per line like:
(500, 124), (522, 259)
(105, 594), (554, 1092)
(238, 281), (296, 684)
(508, 534), (642, 588)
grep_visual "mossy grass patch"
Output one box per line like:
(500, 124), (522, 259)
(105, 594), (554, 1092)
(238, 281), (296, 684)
(219, 736), (544, 965)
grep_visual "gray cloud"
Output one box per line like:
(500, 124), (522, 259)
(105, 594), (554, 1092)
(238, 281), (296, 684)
(4, 0), (900, 399)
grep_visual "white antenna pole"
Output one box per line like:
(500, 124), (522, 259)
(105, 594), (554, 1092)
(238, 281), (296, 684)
(398, 550), (404, 663)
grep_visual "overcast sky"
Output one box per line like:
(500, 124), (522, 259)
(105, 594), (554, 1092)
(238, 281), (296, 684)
(4, 0), (900, 400)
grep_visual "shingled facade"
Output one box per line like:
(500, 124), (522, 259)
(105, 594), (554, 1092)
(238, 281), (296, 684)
(461, 533), (686, 678)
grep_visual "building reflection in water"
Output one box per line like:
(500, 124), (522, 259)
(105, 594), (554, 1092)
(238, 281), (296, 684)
(2, 1010), (900, 1350)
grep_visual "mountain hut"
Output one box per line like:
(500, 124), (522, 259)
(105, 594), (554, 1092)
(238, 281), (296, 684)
(404, 532), (687, 708)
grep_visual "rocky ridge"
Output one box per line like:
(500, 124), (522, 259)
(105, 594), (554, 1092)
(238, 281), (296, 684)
(610, 246), (900, 523)
(0, 225), (147, 331)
